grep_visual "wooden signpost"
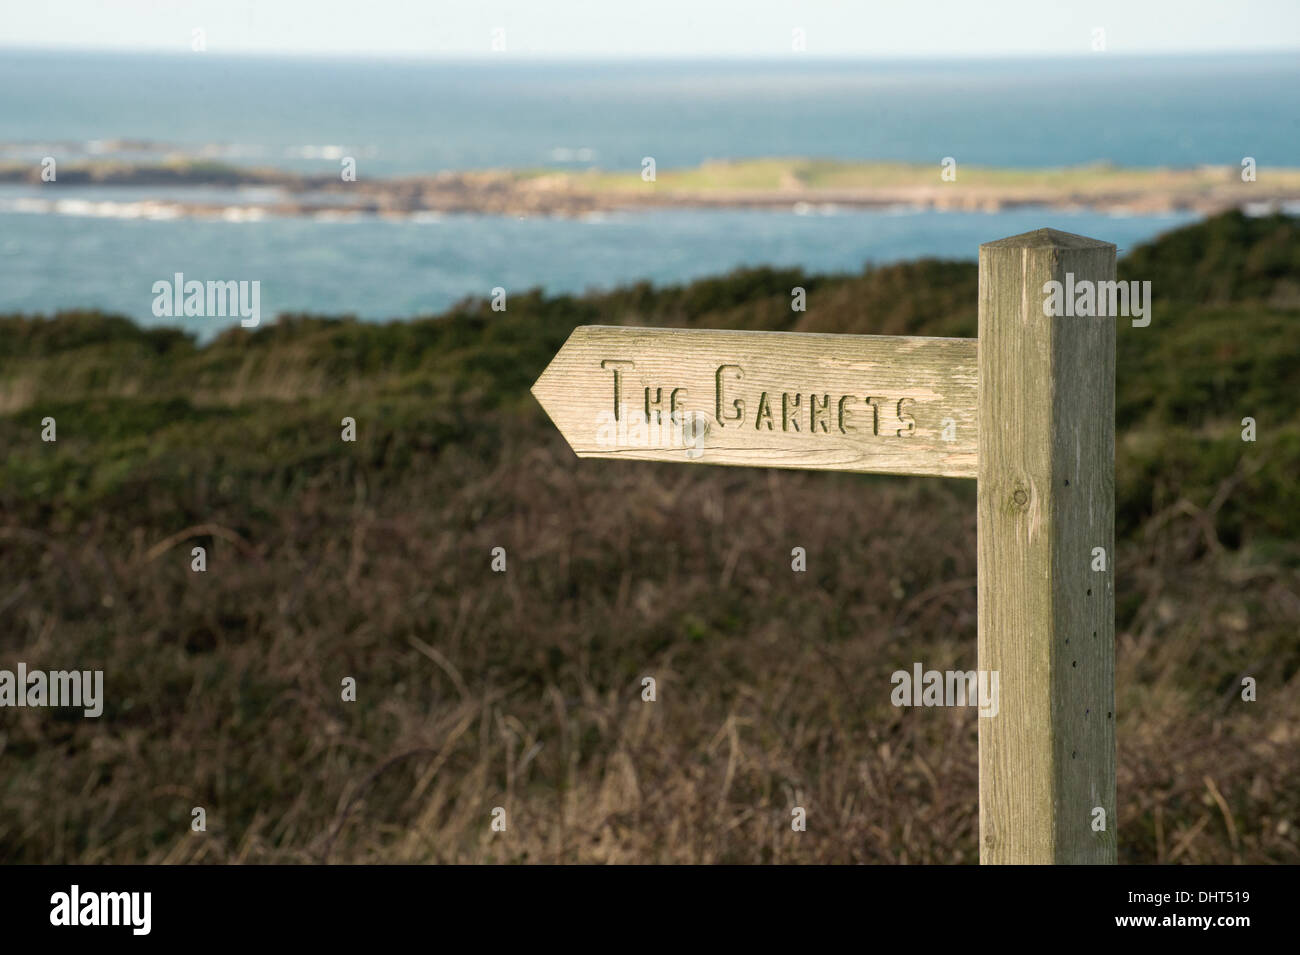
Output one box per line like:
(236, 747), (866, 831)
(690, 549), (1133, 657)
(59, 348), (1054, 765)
(532, 228), (1118, 865)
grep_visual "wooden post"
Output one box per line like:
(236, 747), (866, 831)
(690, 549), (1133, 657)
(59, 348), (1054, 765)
(977, 229), (1117, 864)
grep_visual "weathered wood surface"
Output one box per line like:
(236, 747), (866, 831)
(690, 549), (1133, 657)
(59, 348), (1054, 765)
(532, 325), (979, 478)
(977, 228), (1117, 864)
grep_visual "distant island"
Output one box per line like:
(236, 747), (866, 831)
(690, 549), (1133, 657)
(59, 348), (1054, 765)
(2, 155), (1297, 220)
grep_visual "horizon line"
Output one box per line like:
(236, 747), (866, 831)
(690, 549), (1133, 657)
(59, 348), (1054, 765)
(4, 44), (1300, 62)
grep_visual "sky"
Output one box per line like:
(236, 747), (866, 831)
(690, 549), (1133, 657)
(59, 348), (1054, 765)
(2, 0), (1298, 57)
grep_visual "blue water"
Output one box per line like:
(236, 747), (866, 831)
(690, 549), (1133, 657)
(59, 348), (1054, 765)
(0, 206), (1199, 337)
(0, 51), (1292, 335)
(3, 51), (1297, 173)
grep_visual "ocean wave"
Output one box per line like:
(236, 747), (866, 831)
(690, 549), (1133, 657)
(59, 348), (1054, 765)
(549, 146), (597, 163)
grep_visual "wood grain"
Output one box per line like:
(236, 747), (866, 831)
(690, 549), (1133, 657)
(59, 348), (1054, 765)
(977, 228), (1117, 864)
(532, 325), (978, 478)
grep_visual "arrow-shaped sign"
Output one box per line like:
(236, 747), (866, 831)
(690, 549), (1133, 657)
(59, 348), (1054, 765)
(531, 325), (978, 478)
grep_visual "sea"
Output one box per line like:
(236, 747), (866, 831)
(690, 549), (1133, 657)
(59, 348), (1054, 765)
(1, 50), (1296, 336)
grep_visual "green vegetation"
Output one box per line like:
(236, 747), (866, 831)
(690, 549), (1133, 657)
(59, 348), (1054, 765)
(574, 157), (1300, 198)
(0, 211), (1296, 863)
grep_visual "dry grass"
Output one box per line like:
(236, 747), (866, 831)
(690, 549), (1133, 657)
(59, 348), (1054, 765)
(0, 406), (1294, 864)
